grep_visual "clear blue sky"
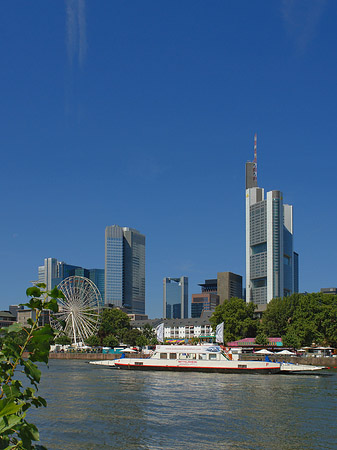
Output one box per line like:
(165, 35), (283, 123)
(1, 1), (336, 318)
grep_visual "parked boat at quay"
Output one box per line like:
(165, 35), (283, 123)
(112, 344), (281, 374)
(90, 344), (326, 374)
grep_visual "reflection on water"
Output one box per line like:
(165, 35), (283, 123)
(30, 360), (337, 450)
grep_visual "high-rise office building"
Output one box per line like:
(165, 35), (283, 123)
(38, 258), (105, 304)
(217, 272), (243, 302)
(105, 225), (145, 314)
(163, 277), (188, 319)
(245, 136), (299, 306)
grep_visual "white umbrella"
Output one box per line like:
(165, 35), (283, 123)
(122, 348), (137, 353)
(277, 349), (295, 355)
(255, 349), (273, 354)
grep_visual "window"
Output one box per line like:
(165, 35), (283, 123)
(199, 354), (207, 360)
(160, 353), (167, 359)
(169, 353), (176, 359)
(209, 354), (217, 360)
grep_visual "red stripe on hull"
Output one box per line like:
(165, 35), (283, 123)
(115, 363), (280, 374)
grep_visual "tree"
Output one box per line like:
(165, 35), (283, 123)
(255, 332), (269, 346)
(98, 308), (130, 344)
(123, 329), (142, 346)
(210, 298), (258, 344)
(102, 335), (119, 348)
(135, 334), (148, 348)
(142, 323), (155, 342)
(54, 334), (71, 345)
(261, 292), (337, 347)
(0, 283), (64, 449)
(85, 335), (100, 347)
(282, 327), (301, 349)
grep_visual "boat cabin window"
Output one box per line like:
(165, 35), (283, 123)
(160, 353), (167, 359)
(198, 354), (207, 360)
(179, 353), (196, 360)
(209, 353), (218, 360)
(169, 353), (176, 359)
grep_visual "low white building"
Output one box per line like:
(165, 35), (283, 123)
(131, 312), (214, 341)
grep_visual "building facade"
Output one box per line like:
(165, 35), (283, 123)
(217, 272), (243, 302)
(191, 293), (219, 318)
(131, 314), (214, 341)
(105, 225), (145, 314)
(163, 277), (188, 319)
(245, 140), (299, 306)
(38, 258), (105, 304)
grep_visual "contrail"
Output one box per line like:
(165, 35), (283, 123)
(281, 0), (326, 51)
(65, 0), (87, 67)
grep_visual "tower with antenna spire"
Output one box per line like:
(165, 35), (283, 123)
(245, 134), (258, 189)
(245, 135), (299, 308)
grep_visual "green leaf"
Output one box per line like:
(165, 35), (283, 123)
(26, 287), (42, 298)
(0, 399), (23, 418)
(0, 412), (23, 433)
(6, 323), (23, 334)
(23, 360), (41, 384)
(2, 384), (21, 399)
(19, 422), (40, 446)
(49, 287), (64, 300)
(35, 283), (46, 289)
(45, 298), (58, 313)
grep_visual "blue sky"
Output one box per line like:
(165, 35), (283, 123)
(1, 1), (336, 318)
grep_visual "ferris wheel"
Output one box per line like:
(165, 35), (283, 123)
(51, 276), (102, 345)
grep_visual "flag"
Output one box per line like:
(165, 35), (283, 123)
(216, 322), (224, 344)
(156, 322), (164, 343)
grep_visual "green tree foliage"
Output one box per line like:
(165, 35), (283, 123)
(102, 335), (119, 348)
(210, 298), (258, 344)
(98, 308), (131, 344)
(122, 329), (142, 346)
(54, 335), (71, 346)
(255, 332), (269, 346)
(85, 335), (100, 347)
(142, 323), (155, 342)
(0, 283), (64, 450)
(262, 293), (337, 347)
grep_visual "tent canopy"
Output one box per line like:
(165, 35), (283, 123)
(277, 349), (295, 355)
(255, 349), (273, 354)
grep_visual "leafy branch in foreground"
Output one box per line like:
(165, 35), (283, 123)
(0, 284), (64, 450)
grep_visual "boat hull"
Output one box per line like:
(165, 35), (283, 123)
(115, 361), (281, 374)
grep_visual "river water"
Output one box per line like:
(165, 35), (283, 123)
(29, 360), (337, 450)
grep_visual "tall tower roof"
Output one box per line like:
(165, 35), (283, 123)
(245, 134), (258, 189)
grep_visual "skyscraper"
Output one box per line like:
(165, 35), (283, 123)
(245, 136), (299, 306)
(105, 225), (145, 314)
(37, 258), (105, 304)
(163, 277), (188, 319)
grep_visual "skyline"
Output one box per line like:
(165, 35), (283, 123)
(1, 1), (337, 318)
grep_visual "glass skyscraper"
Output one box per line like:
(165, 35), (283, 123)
(38, 258), (105, 304)
(163, 277), (188, 319)
(105, 225), (145, 314)
(245, 142), (299, 306)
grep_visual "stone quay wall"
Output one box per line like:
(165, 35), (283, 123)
(48, 352), (142, 361)
(241, 354), (337, 367)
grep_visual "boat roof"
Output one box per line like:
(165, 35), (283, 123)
(156, 345), (221, 353)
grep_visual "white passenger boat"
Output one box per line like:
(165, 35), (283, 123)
(89, 360), (117, 368)
(113, 345), (282, 374)
(280, 361), (325, 374)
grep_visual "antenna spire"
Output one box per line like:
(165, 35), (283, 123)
(253, 133), (257, 183)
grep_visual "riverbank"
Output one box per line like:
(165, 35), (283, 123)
(48, 352), (142, 360)
(241, 354), (337, 367)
